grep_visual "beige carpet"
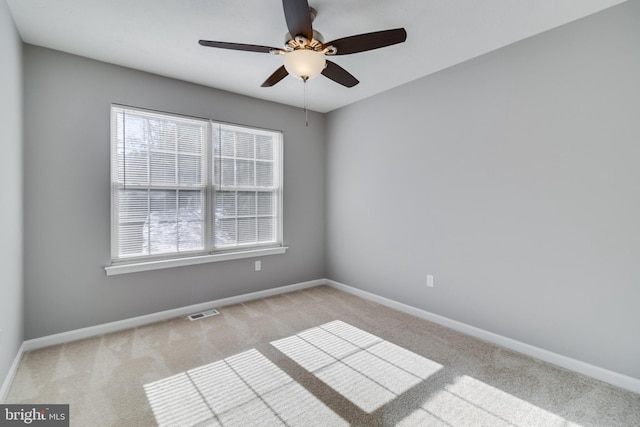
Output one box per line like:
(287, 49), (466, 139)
(5, 285), (640, 426)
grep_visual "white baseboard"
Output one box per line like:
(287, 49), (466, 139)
(23, 279), (324, 352)
(6, 278), (639, 399)
(0, 342), (26, 403)
(325, 279), (640, 395)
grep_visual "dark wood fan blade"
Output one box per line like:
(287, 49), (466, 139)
(199, 40), (279, 54)
(282, 0), (313, 40)
(261, 66), (289, 87)
(322, 61), (359, 88)
(325, 28), (407, 55)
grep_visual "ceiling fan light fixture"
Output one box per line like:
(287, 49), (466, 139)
(284, 49), (326, 81)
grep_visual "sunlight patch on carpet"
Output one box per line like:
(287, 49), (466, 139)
(397, 375), (584, 427)
(271, 320), (443, 413)
(144, 348), (347, 426)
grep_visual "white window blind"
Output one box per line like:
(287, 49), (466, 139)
(213, 123), (281, 249)
(111, 105), (283, 264)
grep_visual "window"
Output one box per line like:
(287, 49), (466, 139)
(108, 105), (284, 273)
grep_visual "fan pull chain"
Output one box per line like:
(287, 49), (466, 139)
(303, 77), (309, 127)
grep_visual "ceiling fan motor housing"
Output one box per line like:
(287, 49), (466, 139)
(285, 30), (326, 52)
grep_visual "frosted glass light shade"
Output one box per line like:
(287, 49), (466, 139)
(284, 49), (326, 81)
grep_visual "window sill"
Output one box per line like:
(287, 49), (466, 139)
(104, 246), (288, 276)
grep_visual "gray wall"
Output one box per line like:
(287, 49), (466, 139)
(326, 1), (640, 379)
(0, 0), (24, 386)
(23, 45), (326, 339)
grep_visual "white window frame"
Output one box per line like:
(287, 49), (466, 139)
(105, 105), (286, 276)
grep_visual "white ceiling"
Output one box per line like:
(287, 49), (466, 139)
(6, 0), (627, 113)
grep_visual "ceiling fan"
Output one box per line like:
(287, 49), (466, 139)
(198, 0), (407, 88)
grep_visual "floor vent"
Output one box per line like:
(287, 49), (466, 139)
(188, 309), (220, 321)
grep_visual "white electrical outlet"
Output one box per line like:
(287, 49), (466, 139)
(427, 274), (434, 287)
(255, 260), (261, 271)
